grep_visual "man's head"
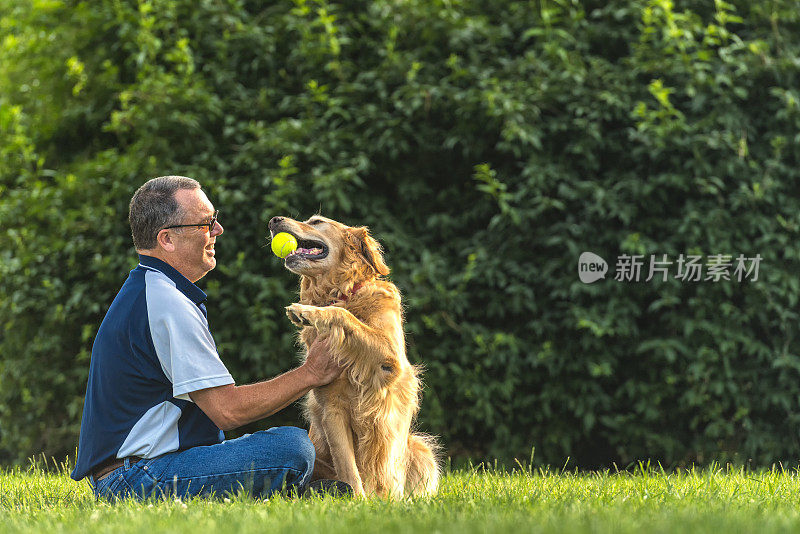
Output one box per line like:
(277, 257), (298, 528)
(129, 176), (224, 283)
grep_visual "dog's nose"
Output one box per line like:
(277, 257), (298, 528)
(269, 216), (284, 230)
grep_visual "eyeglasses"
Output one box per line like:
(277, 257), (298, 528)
(163, 210), (219, 233)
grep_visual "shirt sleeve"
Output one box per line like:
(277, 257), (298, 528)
(146, 276), (234, 400)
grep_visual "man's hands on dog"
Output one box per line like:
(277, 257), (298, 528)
(302, 336), (344, 387)
(287, 304), (343, 386)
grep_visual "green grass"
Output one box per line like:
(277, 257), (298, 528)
(3, 461), (800, 533)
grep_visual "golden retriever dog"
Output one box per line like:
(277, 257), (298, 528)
(268, 215), (439, 498)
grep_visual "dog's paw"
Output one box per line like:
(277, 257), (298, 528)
(286, 303), (315, 328)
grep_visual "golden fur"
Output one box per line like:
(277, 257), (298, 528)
(269, 215), (439, 498)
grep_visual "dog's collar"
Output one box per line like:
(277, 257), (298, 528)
(331, 282), (365, 305)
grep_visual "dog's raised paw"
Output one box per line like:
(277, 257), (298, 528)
(286, 304), (313, 327)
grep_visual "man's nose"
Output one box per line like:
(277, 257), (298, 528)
(212, 221), (224, 236)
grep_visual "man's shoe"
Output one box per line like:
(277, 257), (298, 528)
(302, 479), (354, 498)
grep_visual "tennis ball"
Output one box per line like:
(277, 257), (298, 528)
(271, 232), (298, 258)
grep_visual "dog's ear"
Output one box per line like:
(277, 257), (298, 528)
(348, 226), (390, 276)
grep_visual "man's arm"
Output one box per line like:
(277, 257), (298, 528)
(189, 336), (342, 431)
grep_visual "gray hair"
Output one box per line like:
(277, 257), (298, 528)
(129, 175), (201, 250)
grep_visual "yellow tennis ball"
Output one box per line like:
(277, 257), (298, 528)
(271, 232), (298, 258)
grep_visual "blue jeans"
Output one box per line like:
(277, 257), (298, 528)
(91, 427), (315, 501)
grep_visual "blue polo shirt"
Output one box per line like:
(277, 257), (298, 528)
(71, 255), (235, 481)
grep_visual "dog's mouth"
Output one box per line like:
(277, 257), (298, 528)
(286, 236), (329, 261)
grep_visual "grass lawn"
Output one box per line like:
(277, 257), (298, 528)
(3, 461), (800, 533)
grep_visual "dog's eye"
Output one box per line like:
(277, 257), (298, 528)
(309, 219), (323, 226)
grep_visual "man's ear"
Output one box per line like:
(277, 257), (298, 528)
(349, 226), (390, 276)
(156, 229), (177, 253)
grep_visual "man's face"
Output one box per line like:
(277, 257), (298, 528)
(168, 188), (224, 282)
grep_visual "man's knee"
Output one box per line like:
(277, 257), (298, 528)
(256, 426), (315, 475)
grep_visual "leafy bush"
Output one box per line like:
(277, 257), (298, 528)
(2, 0), (800, 467)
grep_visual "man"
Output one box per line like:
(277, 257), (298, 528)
(70, 176), (344, 500)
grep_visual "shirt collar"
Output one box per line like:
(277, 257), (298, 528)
(137, 254), (208, 305)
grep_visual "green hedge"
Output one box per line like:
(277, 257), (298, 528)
(2, 0), (800, 467)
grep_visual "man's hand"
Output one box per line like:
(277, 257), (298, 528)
(301, 336), (345, 387)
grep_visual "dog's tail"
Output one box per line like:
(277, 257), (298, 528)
(405, 432), (440, 497)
